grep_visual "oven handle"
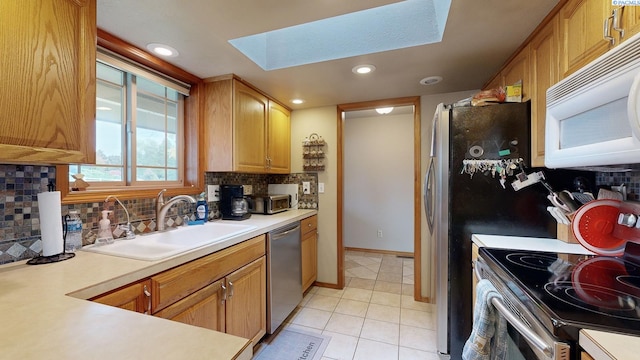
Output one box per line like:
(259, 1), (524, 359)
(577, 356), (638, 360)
(474, 261), (554, 358)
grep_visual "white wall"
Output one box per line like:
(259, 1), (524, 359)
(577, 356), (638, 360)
(344, 112), (414, 252)
(419, 90), (478, 300)
(291, 106), (338, 284)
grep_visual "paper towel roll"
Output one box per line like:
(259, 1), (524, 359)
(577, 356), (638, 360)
(38, 191), (64, 256)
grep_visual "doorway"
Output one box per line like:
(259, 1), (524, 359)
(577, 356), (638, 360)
(336, 97), (423, 300)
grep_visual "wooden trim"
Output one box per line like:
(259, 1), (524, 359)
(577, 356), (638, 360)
(313, 281), (343, 290)
(345, 247), (414, 258)
(56, 29), (205, 204)
(337, 97), (422, 301)
(336, 106), (345, 290)
(481, 0), (569, 89)
(204, 73), (292, 112)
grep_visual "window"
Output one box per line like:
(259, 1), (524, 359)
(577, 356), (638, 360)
(70, 50), (189, 189)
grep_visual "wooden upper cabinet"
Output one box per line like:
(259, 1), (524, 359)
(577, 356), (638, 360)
(560, 0), (613, 79)
(530, 15), (559, 167)
(203, 76), (291, 173)
(618, 5), (640, 42)
(0, 0), (96, 164)
(267, 101), (291, 174)
(234, 81), (269, 173)
(502, 46), (531, 101)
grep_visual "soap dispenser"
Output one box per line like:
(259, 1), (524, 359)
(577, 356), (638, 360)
(195, 192), (208, 222)
(96, 210), (114, 245)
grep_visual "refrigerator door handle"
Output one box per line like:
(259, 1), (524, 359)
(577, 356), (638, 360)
(425, 157), (435, 234)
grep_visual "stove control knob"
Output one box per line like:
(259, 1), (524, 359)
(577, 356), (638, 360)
(618, 213), (637, 227)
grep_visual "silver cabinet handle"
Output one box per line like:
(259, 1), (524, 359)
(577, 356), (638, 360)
(221, 283), (227, 303)
(143, 284), (151, 315)
(228, 281), (234, 298)
(604, 13), (615, 45)
(613, 7), (624, 38)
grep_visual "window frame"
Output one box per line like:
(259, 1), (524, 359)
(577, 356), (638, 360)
(57, 29), (203, 204)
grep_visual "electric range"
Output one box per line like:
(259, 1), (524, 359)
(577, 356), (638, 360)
(476, 242), (640, 359)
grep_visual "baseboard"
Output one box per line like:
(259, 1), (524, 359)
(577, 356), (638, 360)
(345, 246), (414, 258)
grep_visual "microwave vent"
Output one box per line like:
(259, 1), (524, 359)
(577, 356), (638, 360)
(547, 34), (640, 106)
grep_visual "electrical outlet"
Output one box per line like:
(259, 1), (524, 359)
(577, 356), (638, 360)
(318, 182), (325, 193)
(243, 184), (253, 195)
(207, 185), (220, 201)
(377, 229), (383, 238)
(302, 182), (311, 194)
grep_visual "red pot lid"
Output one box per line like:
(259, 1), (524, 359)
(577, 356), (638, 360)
(572, 199), (626, 256)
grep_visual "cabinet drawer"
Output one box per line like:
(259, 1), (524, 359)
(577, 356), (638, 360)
(151, 235), (266, 312)
(301, 215), (317, 235)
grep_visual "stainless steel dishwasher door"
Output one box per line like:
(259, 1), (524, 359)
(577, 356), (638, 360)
(267, 221), (302, 334)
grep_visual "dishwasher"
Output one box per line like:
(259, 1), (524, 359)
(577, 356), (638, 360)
(267, 221), (302, 334)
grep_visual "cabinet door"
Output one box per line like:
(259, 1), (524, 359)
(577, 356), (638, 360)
(502, 46), (530, 101)
(530, 15), (559, 167)
(154, 280), (226, 332)
(225, 256), (267, 345)
(234, 81), (268, 173)
(92, 279), (151, 314)
(0, 0), (96, 164)
(301, 230), (317, 292)
(267, 101), (291, 173)
(560, 0), (612, 78)
(619, 5), (640, 41)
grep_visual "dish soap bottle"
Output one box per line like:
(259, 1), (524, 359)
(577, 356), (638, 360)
(195, 192), (208, 222)
(96, 210), (114, 245)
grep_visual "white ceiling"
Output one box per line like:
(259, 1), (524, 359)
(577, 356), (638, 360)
(97, 0), (559, 109)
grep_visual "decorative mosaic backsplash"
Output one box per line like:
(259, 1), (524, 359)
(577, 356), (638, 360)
(0, 163), (319, 264)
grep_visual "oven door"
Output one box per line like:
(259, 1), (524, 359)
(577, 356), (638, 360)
(475, 259), (572, 360)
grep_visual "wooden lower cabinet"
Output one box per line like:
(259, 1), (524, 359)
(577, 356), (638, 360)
(92, 279), (152, 314)
(225, 257), (267, 343)
(92, 235), (267, 345)
(301, 215), (318, 292)
(154, 256), (267, 345)
(154, 279), (226, 332)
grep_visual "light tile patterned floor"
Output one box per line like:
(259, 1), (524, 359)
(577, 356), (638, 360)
(279, 250), (438, 360)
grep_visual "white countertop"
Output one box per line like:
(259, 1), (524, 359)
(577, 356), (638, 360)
(473, 233), (640, 359)
(472, 234), (594, 255)
(0, 210), (316, 359)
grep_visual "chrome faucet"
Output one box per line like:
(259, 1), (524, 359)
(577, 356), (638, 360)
(105, 195), (136, 239)
(156, 189), (196, 231)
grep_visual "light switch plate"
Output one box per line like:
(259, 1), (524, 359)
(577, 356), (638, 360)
(207, 185), (220, 201)
(318, 182), (325, 193)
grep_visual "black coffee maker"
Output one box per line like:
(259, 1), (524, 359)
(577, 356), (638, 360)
(220, 185), (251, 220)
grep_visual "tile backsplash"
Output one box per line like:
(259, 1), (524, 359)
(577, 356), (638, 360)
(0, 164), (318, 264)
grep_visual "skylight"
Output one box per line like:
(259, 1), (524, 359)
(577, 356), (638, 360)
(228, 0), (451, 71)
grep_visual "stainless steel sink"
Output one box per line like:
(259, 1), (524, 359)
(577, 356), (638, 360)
(82, 222), (257, 261)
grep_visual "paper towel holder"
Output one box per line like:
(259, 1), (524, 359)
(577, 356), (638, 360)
(27, 215), (76, 265)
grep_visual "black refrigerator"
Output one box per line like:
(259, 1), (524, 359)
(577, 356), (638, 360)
(425, 101), (570, 359)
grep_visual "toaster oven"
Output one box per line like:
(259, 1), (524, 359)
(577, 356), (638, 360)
(247, 194), (290, 214)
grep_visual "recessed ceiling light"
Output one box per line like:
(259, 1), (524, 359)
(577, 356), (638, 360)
(375, 107), (394, 115)
(146, 43), (179, 57)
(291, 99), (305, 105)
(420, 76), (443, 85)
(352, 65), (376, 75)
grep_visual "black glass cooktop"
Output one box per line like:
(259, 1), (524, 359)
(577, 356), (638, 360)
(480, 243), (640, 339)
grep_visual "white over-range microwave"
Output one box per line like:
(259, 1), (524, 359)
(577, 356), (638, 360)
(545, 30), (640, 169)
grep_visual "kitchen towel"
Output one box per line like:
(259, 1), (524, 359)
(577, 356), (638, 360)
(38, 191), (64, 256)
(462, 279), (508, 360)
